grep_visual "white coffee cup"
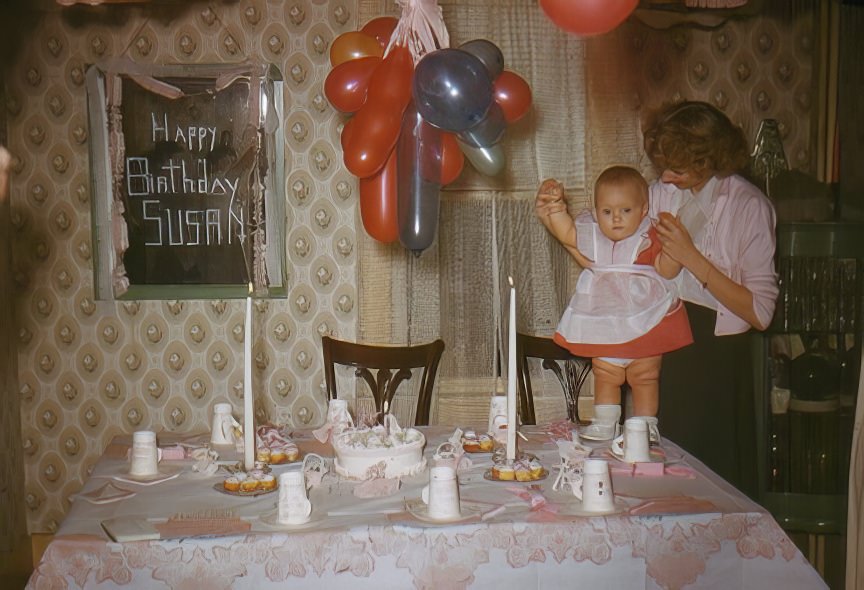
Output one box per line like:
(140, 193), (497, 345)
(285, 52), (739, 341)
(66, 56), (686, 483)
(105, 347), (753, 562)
(129, 430), (161, 477)
(421, 465), (460, 519)
(277, 470), (312, 525)
(575, 458), (615, 513)
(488, 396), (508, 442)
(611, 417), (652, 463)
(210, 403), (240, 446)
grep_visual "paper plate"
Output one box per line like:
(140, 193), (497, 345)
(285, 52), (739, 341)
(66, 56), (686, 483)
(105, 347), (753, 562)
(404, 498), (483, 524)
(109, 463), (185, 486)
(603, 446), (683, 465)
(557, 497), (629, 517)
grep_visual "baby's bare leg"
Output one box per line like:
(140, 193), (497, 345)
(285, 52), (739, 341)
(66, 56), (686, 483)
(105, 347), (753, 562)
(625, 356), (662, 416)
(591, 358), (626, 405)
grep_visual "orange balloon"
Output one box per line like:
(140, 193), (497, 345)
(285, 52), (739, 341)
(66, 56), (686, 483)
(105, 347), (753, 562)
(342, 102), (402, 178)
(493, 71), (532, 123)
(325, 56), (381, 113)
(367, 45), (414, 111)
(330, 31), (383, 67)
(440, 132), (464, 185)
(360, 149), (399, 243)
(361, 16), (399, 49)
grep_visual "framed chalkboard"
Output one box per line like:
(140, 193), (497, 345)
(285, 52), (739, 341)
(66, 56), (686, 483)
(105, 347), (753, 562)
(86, 62), (286, 299)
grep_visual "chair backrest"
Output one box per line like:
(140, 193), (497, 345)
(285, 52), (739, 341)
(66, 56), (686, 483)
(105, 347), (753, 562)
(321, 336), (445, 426)
(516, 332), (592, 425)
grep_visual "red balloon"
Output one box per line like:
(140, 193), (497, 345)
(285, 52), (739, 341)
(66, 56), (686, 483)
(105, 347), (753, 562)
(493, 71), (532, 123)
(325, 56), (381, 113)
(360, 149), (399, 243)
(361, 16), (399, 49)
(367, 45), (414, 111)
(539, 0), (638, 36)
(414, 124), (464, 185)
(342, 102), (402, 178)
(440, 132), (464, 185)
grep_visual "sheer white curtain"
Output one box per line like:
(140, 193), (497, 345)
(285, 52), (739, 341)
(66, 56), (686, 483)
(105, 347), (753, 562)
(356, 0), (645, 424)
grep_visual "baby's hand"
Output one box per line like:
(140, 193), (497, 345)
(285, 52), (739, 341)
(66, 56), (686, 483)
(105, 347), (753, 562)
(535, 178), (567, 219)
(536, 178), (563, 202)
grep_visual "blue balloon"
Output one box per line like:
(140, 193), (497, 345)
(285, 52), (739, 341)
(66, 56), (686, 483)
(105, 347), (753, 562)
(398, 103), (442, 253)
(413, 49), (494, 133)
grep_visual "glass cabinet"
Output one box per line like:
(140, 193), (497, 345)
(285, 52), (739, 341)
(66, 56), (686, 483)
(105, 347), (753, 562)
(758, 222), (864, 582)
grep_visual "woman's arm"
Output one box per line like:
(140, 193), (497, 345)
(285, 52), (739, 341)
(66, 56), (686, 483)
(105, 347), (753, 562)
(654, 212), (768, 330)
(534, 179), (593, 268)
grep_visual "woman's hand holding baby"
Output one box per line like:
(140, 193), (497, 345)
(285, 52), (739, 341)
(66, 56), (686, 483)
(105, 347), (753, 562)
(654, 211), (700, 268)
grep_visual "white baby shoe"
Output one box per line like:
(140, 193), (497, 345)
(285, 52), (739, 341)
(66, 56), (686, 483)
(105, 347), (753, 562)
(580, 404), (622, 441)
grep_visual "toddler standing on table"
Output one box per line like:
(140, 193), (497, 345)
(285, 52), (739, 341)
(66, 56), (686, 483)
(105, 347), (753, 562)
(534, 165), (693, 441)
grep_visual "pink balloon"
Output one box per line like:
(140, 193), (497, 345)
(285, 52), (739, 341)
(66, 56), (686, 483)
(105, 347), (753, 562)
(539, 0), (638, 36)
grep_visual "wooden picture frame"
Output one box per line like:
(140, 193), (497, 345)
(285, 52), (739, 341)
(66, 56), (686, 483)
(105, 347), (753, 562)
(86, 61), (286, 300)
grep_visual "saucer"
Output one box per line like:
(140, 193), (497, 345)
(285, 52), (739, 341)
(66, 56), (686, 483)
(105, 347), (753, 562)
(259, 509), (321, 530)
(404, 498), (483, 524)
(77, 482), (137, 505)
(604, 446), (682, 465)
(557, 497), (629, 517)
(109, 463), (184, 486)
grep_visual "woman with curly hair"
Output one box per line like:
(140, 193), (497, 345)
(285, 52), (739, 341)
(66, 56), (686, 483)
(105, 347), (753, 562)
(645, 101), (778, 497)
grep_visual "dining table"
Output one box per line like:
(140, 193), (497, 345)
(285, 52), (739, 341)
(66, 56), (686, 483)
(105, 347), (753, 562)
(26, 422), (828, 590)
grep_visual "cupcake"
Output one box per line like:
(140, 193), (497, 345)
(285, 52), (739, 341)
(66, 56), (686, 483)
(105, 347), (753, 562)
(223, 475), (240, 492)
(528, 459), (544, 479)
(270, 449), (287, 464)
(478, 434), (494, 452)
(283, 445), (300, 462)
(463, 430), (480, 452)
(494, 463), (515, 481)
(240, 476), (260, 493)
(514, 461), (532, 482)
(256, 447), (272, 463)
(260, 473), (277, 491)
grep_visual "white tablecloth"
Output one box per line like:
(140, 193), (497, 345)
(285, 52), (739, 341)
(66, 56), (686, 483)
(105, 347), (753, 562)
(27, 425), (827, 590)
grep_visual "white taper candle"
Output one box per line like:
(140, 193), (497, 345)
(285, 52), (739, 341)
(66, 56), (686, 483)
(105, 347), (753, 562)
(244, 283), (255, 470)
(507, 276), (517, 462)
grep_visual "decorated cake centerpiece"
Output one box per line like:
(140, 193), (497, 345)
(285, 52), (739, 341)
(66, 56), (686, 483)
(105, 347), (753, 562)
(332, 413), (426, 480)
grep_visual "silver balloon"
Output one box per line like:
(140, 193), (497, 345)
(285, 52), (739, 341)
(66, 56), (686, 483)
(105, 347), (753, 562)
(457, 138), (506, 176)
(457, 102), (506, 148)
(459, 39), (504, 80)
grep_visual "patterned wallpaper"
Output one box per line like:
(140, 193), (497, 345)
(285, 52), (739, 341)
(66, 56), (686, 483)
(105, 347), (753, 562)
(3, 0), (818, 533)
(7, 0), (363, 533)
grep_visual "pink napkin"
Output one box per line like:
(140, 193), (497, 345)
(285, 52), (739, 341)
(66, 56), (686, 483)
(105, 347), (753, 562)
(609, 463), (696, 478)
(159, 445), (186, 461)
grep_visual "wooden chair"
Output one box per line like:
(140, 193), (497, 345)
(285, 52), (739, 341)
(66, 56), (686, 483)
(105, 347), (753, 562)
(516, 332), (592, 425)
(321, 336), (445, 426)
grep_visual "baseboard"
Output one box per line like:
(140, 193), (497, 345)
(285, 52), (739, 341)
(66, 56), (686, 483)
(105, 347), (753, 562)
(30, 534), (52, 570)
